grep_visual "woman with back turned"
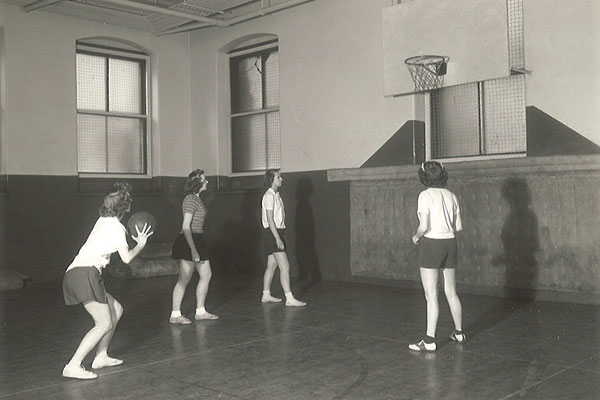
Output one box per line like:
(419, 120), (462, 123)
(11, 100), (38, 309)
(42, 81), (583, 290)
(62, 182), (153, 379)
(408, 161), (465, 351)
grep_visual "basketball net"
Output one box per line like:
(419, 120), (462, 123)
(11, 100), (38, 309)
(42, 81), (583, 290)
(405, 55), (449, 92)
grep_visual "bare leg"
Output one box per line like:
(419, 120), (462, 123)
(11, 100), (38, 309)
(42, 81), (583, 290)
(262, 255), (282, 302)
(194, 261), (218, 319)
(420, 267), (440, 338)
(172, 260), (195, 312)
(273, 252), (306, 307)
(263, 254), (278, 292)
(442, 268), (463, 332)
(68, 301), (112, 366)
(63, 301), (112, 378)
(91, 293), (125, 369)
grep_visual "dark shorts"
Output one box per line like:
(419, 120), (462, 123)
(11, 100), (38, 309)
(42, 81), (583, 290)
(417, 237), (457, 269)
(263, 228), (287, 255)
(63, 267), (108, 305)
(172, 233), (209, 261)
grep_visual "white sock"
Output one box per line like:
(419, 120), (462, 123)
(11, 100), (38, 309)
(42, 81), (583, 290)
(196, 307), (206, 315)
(263, 290), (271, 295)
(285, 292), (294, 300)
(170, 310), (182, 318)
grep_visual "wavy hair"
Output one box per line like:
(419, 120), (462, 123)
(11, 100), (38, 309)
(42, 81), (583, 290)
(99, 182), (132, 219)
(183, 169), (205, 195)
(263, 169), (279, 191)
(418, 161), (448, 188)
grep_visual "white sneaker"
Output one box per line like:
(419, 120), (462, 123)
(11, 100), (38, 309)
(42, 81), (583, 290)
(92, 356), (123, 369)
(194, 312), (219, 320)
(285, 298), (307, 307)
(408, 340), (436, 352)
(261, 294), (283, 303)
(62, 364), (98, 380)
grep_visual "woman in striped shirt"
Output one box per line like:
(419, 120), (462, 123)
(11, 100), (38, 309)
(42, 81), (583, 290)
(169, 169), (219, 324)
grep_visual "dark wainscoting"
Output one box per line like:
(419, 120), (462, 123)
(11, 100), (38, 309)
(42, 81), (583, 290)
(1, 171), (350, 285)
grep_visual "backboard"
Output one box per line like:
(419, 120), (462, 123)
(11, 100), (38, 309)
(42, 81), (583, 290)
(383, 0), (510, 96)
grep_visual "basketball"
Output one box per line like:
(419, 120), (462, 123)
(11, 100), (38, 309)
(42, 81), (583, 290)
(127, 211), (157, 236)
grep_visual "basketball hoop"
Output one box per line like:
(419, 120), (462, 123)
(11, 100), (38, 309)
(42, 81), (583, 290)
(405, 55), (449, 92)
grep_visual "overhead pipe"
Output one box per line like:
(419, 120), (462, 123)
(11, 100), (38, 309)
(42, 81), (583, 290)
(22, 0), (67, 13)
(156, 0), (314, 36)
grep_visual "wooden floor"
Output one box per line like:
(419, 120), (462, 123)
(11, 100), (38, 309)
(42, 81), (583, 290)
(1, 271), (598, 400)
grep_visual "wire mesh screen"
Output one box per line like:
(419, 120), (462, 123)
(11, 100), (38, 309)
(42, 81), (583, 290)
(230, 45), (280, 173)
(430, 83), (481, 158)
(508, 0), (525, 69)
(482, 75), (526, 154)
(430, 75), (526, 159)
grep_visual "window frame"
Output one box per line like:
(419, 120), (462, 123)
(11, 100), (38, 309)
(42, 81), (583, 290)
(227, 41), (280, 175)
(75, 43), (152, 179)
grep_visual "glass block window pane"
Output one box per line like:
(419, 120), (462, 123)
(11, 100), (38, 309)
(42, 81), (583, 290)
(232, 57), (263, 114)
(109, 58), (143, 114)
(232, 114), (268, 172)
(107, 117), (145, 173)
(266, 111), (281, 168)
(77, 114), (107, 173)
(76, 54), (106, 111)
(264, 52), (279, 108)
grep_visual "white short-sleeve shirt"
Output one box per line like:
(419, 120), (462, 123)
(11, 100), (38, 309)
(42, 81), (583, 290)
(261, 188), (286, 229)
(66, 216), (128, 272)
(417, 188), (462, 239)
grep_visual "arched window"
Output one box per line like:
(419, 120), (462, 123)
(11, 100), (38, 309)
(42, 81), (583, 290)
(228, 36), (279, 173)
(76, 38), (151, 176)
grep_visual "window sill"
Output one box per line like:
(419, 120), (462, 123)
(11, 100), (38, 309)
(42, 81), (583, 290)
(77, 176), (162, 195)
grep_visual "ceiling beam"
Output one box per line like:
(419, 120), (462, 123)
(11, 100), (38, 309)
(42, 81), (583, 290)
(157, 0), (314, 36)
(22, 0), (67, 13)
(93, 0), (228, 26)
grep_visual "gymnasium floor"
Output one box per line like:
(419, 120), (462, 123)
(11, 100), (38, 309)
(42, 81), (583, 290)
(1, 271), (598, 400)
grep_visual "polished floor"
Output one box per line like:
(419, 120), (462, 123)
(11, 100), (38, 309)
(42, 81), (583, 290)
(0, 272), (598, 400)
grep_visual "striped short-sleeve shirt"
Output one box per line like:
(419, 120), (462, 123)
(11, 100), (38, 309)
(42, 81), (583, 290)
(182, 194), (207, 233)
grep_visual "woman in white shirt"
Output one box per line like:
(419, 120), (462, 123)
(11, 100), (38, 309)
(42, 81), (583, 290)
(62, 183), (153, 379)
(408, 162), (465, 352)
(261, 170), (306, 307)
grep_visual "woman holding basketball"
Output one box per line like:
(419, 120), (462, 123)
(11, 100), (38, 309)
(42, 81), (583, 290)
(409, 161), (465, 352)
(169, 169), (219, 324)
(260, 169), (306, 307)
(62, 182), (153, 379)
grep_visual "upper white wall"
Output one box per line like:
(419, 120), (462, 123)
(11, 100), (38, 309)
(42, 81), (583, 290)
(525, 0), (600, 145)
(0, 2), (192, 176)
(188, 0), (413, 174)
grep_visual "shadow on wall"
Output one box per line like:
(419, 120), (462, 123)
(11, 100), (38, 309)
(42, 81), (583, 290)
(495, 177), (540, 299)
(294, 177), (322, 288)
(467, 178), (540, 339)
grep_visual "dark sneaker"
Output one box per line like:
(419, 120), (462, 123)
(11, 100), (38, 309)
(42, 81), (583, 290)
(450, 332), (466, 343)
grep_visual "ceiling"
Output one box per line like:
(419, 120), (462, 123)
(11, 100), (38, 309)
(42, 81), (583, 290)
(0, 0), (314, 36)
